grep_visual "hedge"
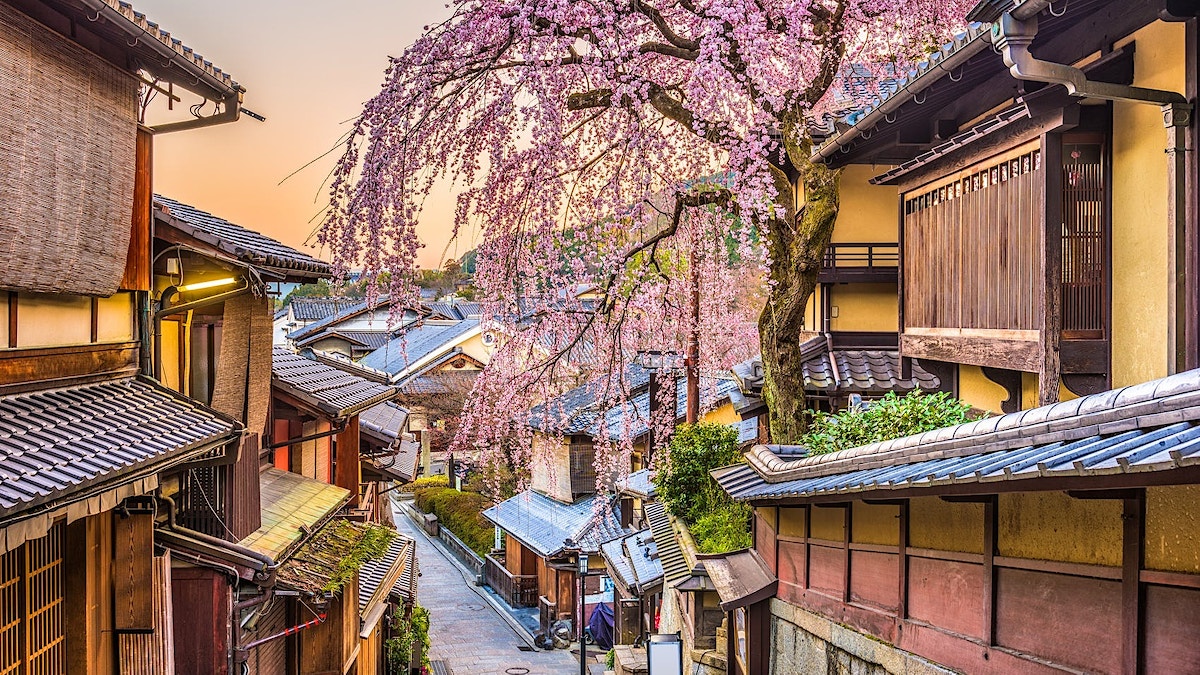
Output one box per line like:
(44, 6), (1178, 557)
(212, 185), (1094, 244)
(404, 476), (494, 556)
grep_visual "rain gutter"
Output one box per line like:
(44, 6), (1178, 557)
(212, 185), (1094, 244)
(810, 28), (994, 163)
(993, 9), (1193, 372)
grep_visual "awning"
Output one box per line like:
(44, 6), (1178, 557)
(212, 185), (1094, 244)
(358, 532), (417, 637)
(238, 468), (350, 561)
(685, 550), (777, 611)
(0, 377), (241, 553)
(599, 529), (664, 596)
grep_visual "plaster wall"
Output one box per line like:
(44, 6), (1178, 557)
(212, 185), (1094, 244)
(851, 503), (899, 546)
(998, 491), (1122, 566)
(1110, 20), (1185, 387)
(530, 432), (572, 503)
(809, 505), (844, 542)
(956, 365), (1007, 413)
(1145, 484), (1200, 573)
(828, 284), (898, 332)
(908, 497), (983, 554)
(458, 331), (490, 364)
(831, 165), (898, 243)
(16, 293), (91, 347)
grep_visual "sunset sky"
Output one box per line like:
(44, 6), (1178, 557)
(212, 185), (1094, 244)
(137, 0), (469, 270)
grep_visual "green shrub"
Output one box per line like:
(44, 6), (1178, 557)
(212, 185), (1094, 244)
(386, 604), (431, 672)
(403, 475), (450, 491)
(801, 390), (973, 455)
(654, 423), (741, 524)
(652, 423), (749, 554)
(689, 502), (753, 553)
(408, 481), (494, 556)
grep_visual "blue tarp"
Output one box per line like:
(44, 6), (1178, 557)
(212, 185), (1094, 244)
(588, 602), (614, 650)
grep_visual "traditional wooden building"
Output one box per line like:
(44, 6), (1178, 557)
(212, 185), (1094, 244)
(811, 0), (1200, 413)
(0, 1), (256, 672)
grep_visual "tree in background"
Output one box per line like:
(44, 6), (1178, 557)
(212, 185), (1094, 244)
(320, 0), (974, 476)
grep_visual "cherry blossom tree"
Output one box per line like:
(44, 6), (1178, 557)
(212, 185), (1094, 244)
(321, 0), (973, 455)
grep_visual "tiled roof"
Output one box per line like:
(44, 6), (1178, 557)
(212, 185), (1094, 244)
(359, 402), (409, 444)
(483, 490), (626, 558)
(715, 369), (1200, 502)
(692, 549), (776, 611)
(359, 321), (480, 378)
(287, 296), (421, 342)
(643, 501), (689, 586)
(295, 329), (396, 351)
(810, 24), (993, 162)
(154, 196), (330, 278)
(397, 371), (479, 397)
(617, 468), (657, 499)
(89, 0), (240, 96)
(239, 468), (350, 560)
(598, 376), (741, 441)
(526, 365), (652, 435)
(600, 529), (664, 595)
(359, 532), (417, 612)
(276, 519), (392, 596)
(364, 440), (420, 484)
(732, 348), (939, 398)
(0, 378), (240, 519)
(272, 347), (399, 418)
(290, 297), (357, 322)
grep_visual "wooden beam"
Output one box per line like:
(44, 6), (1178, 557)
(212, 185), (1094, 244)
(981, 367), (1022, 414)
(983, 495), (997, 646)
(843, 503), (852, 604)
(1066, 489), (1142, 500)
(89, 297), (99, 344)
(1039, 132), (1064, 405)
(7, 292), (15, 348)
(901, 333), (1041, 372)
(1122, 491), (1145, 675)
(335, 417), (362, 508)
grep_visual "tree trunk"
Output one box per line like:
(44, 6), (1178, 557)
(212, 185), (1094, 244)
(758, 141), (841, 445)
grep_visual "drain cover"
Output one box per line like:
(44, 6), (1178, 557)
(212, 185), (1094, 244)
(458, 603), (484, 611)
(506, 669), (530, 675)
(516, 644), (534, 652)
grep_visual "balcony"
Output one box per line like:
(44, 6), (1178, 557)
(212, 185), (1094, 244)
(818, 242), (899, 284)
(484, 552), (538, 608)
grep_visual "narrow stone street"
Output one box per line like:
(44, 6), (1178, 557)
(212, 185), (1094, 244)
(392, 502), (579, 675)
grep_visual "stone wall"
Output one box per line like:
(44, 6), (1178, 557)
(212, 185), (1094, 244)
(768, 600), (955, 675)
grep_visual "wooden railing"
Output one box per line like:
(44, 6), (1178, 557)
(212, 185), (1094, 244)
(484, 553), (538, 608)
(819, 242), (899, 283)
(539, 596), (557, 633)
(345, 481), (379, 523)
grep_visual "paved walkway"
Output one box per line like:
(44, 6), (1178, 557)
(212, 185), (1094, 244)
(392, 502), (579, 675)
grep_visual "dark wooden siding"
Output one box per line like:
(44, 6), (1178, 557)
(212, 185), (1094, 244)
(903, 143), (1044, 334)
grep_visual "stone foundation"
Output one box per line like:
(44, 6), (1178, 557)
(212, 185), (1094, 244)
(768, 600), (956, 675)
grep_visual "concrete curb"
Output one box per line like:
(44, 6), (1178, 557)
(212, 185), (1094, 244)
(393, 496), (542, 651)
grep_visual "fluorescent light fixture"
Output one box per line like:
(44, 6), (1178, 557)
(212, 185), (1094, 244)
(177, 277), (238, 293)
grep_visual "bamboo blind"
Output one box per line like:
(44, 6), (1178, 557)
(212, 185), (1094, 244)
(0, 7), (138, 296)
(0, 524), (64, 675)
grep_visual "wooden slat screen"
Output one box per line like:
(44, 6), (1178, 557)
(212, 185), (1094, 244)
(0, 524), (64, 675)
(904, 145), (1044, 332)
(118, 553), (176, 675)
(569, 438), (596, 497)
(1061, 140), (1106, 337)
(113, 512), (153, 632)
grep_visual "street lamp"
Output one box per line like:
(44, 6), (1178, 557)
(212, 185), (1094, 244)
(578, 553), (589, 675)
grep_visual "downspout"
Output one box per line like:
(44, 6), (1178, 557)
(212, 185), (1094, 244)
(994, 11), (1193, 373)
(155, 495), (277, 575)
(152, 280), (252, 381)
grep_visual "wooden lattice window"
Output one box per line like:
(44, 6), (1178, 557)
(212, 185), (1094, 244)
(0, 523), (65, 675)
(568, 437), (596, 497)
(1061, 136), (1107, 338)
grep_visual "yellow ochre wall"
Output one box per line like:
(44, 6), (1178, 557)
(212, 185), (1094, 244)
(1145, 484), (1200, 573)
(11, 292), (134, 349)
(829, 284), (898, 332)
(831, 165), (898, 243)
(851, 502), (899, 546)
(1111, 21), (1185, 388)
(998, 492), (1123, 566)
(701, 401), (739, 426)
(909, 497), (984, 554)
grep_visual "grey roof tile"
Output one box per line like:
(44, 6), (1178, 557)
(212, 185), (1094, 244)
(272, 347), (399, 418)
(358, 320), (480, 377)
(483, 490), (626, 558)
(289, 297), (357, 322)
(0, 378), (240, 518)
(154, 196), (329, 277)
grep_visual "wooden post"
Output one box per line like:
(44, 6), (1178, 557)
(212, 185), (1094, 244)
(1121, 490), (1145, 675)
(897, 500), (909, 621)
(1166, 103), (1193, 374)
(335, 416), (362, 508)
(1186, 20), (1200, 371)
(983, 495), (998, 646)
(842, 504), (852, 604)
(1039, 132), (1063, 406)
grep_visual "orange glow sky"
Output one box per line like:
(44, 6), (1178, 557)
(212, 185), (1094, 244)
(137, 0), (471, 270)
